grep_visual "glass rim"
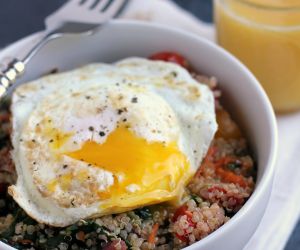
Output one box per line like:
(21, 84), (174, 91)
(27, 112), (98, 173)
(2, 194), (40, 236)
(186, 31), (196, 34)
(228, 0), (300, 12)
(216, 0), (300, 30)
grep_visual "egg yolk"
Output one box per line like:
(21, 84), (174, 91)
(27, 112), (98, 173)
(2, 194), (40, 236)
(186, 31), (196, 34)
(65, 127), (190, 207)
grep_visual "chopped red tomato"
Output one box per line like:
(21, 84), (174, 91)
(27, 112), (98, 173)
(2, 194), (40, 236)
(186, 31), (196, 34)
(207, 186), (227, 194)
(103, 240), (127, 250)
(149, 52), (189, 68)
(173, 205), (196, 243)
(176, 233), (189, 242)
(173, 205), (188, 222)
(173, 205), (195, 226)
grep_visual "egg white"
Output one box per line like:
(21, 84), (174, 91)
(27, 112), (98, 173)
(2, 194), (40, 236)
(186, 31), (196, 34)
(9, 58), (217, 226)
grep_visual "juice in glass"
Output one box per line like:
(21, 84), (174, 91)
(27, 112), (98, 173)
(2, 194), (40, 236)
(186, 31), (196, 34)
(214, 0), (300, 112)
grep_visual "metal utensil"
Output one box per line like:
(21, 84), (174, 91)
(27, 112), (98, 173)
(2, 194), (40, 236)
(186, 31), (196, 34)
(0, 0), (128, 98)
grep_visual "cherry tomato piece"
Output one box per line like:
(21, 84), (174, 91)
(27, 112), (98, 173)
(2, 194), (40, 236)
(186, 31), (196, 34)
(149, 52), (189, 68)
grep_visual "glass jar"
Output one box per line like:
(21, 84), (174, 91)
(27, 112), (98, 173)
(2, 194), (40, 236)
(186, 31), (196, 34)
(214, 0), (300, 113)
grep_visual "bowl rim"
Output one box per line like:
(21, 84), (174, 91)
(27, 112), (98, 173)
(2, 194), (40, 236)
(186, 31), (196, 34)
(0, 19), (278, 249)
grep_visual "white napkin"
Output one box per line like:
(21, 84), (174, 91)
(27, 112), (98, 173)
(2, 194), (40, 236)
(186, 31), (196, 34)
(246, 112), (300, 250)
(120, 1), (300, 249)
(120, 0), (215, 41)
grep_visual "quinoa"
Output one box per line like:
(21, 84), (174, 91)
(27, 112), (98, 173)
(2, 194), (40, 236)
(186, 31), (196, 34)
(0, 70), (256, 249)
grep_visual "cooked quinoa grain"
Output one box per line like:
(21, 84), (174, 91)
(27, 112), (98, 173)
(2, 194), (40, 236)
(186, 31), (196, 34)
(0, 72), (256, 249)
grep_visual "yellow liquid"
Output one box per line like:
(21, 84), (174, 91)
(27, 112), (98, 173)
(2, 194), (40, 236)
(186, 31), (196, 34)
(66, 127), (189, 207)
(215, 0), (300, 112)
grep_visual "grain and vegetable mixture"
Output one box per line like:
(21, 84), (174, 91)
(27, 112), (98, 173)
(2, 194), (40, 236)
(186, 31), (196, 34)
(0, 54), (255, 250)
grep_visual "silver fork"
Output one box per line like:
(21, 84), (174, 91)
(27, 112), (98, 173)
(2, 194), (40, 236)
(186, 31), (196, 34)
(0, 0), (128, 98)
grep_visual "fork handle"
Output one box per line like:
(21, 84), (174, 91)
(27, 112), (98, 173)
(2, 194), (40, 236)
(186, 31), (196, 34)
(0, 58), (25, 98)
(0, 30), (56, 99)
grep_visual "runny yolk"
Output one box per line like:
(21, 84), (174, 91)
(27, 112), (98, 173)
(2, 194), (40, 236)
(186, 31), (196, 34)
(65, 127), (190, 205)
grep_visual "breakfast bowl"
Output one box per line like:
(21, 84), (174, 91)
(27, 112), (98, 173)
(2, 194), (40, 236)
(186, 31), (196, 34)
(0, 20), (277, 250)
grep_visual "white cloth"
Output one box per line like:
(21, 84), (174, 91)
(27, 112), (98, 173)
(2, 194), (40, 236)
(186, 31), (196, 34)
(120, 1), (300, 250)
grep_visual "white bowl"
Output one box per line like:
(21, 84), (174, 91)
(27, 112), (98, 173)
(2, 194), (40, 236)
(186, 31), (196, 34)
(0, 20), (277, 250)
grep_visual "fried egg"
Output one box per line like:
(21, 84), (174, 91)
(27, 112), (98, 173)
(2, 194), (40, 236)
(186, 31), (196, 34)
(9, 58), (217, 227)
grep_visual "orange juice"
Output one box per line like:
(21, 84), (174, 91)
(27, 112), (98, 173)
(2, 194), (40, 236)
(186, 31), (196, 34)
(214, 0), (300, 112)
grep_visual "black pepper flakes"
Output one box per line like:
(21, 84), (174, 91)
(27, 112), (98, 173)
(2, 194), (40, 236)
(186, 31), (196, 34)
(171, 71), (178, 77)
(99, 131), (105, 137)
(89, 126), (94, 132)
(85, 96), (91, 100)
(49, 139), (54, 143)
(63, 165), (68, 169)
(131, 97), (138, 103)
